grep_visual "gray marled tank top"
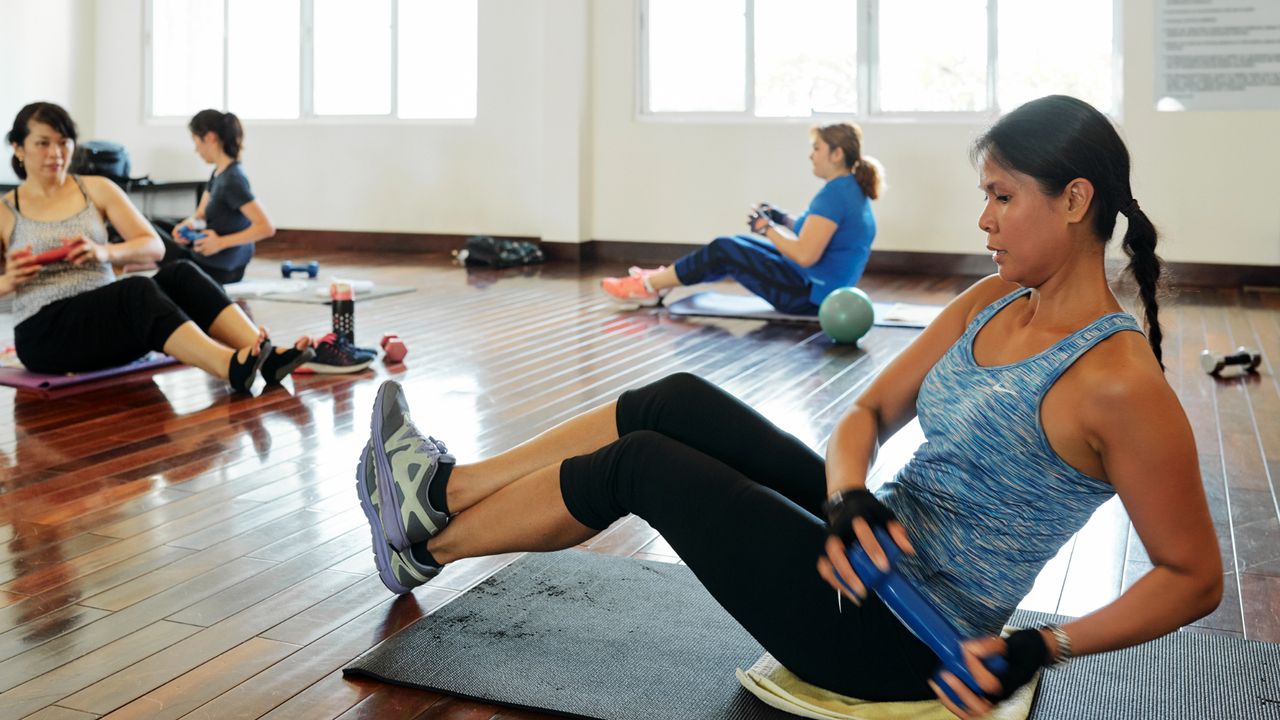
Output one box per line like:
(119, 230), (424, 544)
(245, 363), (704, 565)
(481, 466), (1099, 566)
(2, 176), (116, 326)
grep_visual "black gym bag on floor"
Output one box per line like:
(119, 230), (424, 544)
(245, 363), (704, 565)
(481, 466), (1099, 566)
(461, 235), (545, 269)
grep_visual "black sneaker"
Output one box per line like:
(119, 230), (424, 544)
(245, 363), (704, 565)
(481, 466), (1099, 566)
(298, 333), (376, 374)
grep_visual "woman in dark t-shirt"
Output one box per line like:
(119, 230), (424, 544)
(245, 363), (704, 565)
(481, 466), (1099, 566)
(163, 109), (275, 284)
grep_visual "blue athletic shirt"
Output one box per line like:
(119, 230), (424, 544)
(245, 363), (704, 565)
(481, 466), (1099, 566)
(792, 174), (876, 305)
(198, 162), (256, 272)
(875, 288), (1142, 638)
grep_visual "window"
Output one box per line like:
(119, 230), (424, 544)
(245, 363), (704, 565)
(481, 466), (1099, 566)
(146, 0), (477, 120)
(641, 0), (1117, 117)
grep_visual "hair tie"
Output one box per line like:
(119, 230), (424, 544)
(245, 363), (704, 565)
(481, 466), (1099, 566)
(1120, 198), (1140, 218)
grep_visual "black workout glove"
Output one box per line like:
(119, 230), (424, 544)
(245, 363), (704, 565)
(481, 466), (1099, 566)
(822, 488), (898, 545)
(759, 203), (792, 227)
(986, 628), (1052, 701)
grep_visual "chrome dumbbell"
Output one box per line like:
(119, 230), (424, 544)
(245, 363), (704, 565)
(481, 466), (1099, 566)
(1200, 347), (1262, 376)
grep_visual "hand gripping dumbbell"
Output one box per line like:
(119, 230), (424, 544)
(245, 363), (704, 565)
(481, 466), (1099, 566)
(380, 333), (408, 363)
(843, 526), (1008, 712)
(1200, 347), (1262, 376)
(178, 226), (206, 242)
(281, 260), (320, 279)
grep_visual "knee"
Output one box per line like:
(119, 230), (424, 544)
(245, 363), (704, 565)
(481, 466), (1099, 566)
(115, 275), (164, 302)
(155, 258), (201, 281)
(649, 372), (715, 400)
(707, 236), (738, 258)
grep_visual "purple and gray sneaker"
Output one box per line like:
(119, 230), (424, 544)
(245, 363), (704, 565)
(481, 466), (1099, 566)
(356, 440), (443, 594)
(370, 380), (454, 552)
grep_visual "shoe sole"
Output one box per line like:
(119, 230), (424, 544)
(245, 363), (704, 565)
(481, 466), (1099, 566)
(599, 285), (665, 308)
(355, 443), (414, 595)
(371, 380), (414, 551)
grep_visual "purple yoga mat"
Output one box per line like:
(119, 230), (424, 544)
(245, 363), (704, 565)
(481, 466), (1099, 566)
(0, 352), (178, 390)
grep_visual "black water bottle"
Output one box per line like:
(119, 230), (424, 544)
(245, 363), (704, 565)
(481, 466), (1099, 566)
(331, 281), (354, 344)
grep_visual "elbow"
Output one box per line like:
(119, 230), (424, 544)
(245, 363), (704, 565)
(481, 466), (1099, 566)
(260, 221), (276, 240)
(145, 236), (165, 262)
(1195, 573), (1224, 620)
(795, 252), (820, 269)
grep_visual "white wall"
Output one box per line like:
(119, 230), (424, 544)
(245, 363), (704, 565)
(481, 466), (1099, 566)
(10, 1), (1279, 265)
(590, 0), (1280, 267)
(91, 0), (557, 237)
(0, 0), (97, 183)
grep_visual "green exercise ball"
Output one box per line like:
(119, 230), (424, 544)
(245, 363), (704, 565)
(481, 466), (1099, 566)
(819, 287), (875, 344)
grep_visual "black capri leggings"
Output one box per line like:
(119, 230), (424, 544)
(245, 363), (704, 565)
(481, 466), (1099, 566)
(15, 260), (234, 374)
(559, 372), (937, 701)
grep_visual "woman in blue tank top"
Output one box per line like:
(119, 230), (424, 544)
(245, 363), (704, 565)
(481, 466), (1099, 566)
(353, 97), (1221, 714)
(601, 122), (882, 313)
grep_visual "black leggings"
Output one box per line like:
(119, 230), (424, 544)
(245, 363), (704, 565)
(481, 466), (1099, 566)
(160, 236), (246, 284)
(559, 373), (937, 700)
(15, 260), (233, 374)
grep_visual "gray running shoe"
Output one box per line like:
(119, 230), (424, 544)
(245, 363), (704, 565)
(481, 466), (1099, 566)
(356, 440), (441, 594)
(371, 380), (454, 551)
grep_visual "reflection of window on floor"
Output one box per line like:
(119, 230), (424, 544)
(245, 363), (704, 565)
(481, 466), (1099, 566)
(642, 0), (1116, 117)
(147, 0), (477, 120)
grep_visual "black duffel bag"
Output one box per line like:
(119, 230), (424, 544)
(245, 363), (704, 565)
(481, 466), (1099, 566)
(461, 235), (545, 269)
(73, 140), (132, 187)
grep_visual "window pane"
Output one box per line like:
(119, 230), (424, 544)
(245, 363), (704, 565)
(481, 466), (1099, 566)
(314, 0), (391, 115)
(227, 0), (300, 119)
(151, 0), (224, 117)
(398, 0), (477, 119)
(647, 0), (745, 112)
(998, 1), (1113, 113)
(877, 0), (987, 112)
(754, 0), (857, 117)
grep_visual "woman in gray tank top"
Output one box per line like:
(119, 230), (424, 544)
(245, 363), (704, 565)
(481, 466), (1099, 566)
(1, 102), (312, 391)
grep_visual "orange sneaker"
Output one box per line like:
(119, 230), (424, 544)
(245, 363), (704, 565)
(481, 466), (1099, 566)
(601, 274), (665, 306)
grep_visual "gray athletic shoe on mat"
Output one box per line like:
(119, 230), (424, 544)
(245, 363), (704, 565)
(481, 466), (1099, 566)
(356, 440), (441, 594)
(371, 380), (454, 551)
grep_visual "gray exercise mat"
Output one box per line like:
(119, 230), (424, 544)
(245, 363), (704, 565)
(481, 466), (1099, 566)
(666, 291), (942, 328)
(344, 550), (793, 720)
(1013, 609), (1280, 720)
(346, 550), (1280, 719)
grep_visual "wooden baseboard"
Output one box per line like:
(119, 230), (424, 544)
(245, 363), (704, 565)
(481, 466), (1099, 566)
(273, 230), (1279, 288)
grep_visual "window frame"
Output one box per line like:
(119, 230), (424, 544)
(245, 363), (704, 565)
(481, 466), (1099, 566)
(143, 0), (477, 124)
(637, 0), (1122, 122)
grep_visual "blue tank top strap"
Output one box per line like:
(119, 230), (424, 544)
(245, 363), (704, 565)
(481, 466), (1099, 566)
(1036, 312), (1143, 392)
(963, 287), (1031, 340)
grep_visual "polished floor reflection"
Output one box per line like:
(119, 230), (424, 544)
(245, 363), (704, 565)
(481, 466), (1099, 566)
(0, 248), (1273, 718)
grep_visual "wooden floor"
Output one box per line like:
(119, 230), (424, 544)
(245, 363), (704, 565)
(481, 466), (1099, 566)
(0, 248), (1276, 719)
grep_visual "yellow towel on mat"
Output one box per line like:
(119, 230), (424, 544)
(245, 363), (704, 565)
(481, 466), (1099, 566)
(735, 653), (1038, 720)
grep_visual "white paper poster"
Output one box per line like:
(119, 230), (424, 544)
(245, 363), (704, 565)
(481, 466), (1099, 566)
(1155, 0), (1280, 111)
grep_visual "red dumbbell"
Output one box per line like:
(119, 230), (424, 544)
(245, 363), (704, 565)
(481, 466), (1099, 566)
(32, 246), (72, 266)
(380, 333), (408, 363)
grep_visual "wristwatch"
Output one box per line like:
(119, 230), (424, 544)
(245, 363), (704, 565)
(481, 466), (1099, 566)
(1042, 623), (1073, 667)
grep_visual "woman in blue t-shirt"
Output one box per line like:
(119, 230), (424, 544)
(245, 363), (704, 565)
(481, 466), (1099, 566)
(602, 122), (882, 313)
(163, 110), (275, 284)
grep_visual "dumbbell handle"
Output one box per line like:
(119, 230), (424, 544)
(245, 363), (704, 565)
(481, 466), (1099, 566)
(1200, 347), (1262, 375)
(843, 527), (1007, 709)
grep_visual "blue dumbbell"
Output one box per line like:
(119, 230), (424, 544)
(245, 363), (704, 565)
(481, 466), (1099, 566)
(178, 226), (205, 242)
(843, 526), (1008, 711)
(281, 260), (320, 279)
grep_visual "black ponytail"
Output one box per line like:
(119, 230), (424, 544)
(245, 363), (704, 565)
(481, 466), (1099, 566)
(1119, 202), (1164, 368)
(973, 95), (1165, 368)
(188, 109), (244, 160)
